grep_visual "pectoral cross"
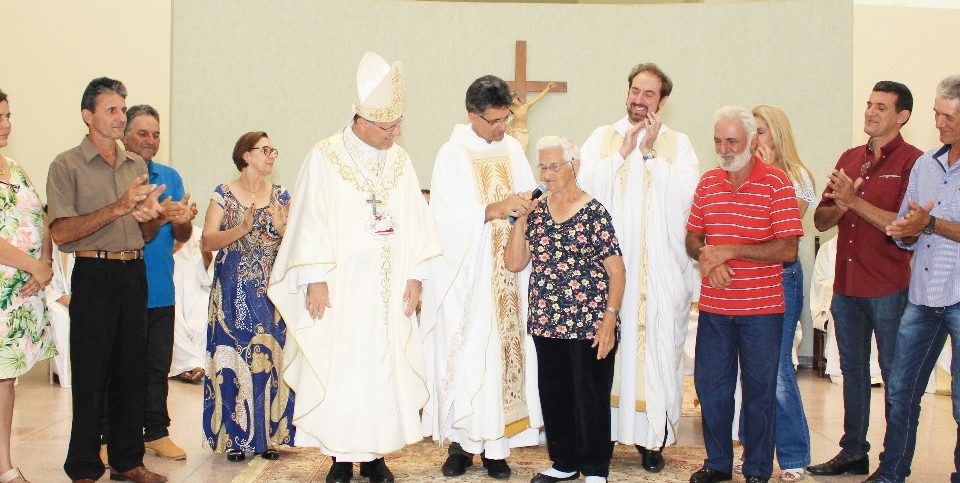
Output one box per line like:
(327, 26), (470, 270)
(366, 192), (383, 216)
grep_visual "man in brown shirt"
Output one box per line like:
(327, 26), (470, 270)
(807, 81), (923, 478)
(46, 77), (167, 483)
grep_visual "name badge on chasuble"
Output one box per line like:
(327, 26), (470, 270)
(600, 126), (679, 413)
(468, 149), (530, 437)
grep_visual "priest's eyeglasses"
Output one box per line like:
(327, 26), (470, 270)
(365, 117), (403, 133)
(478, 111), (514, 126)
(251, 146), (279, 157)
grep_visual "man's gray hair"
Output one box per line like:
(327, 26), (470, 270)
(535, 136), (580, 163)
(125, 104), (160, 134)
(714, 105), (756, 142)
(937, 75), (960, 101)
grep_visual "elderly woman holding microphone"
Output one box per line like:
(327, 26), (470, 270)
(505, 136), (625, 483)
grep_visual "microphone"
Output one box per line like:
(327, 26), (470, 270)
(508, 182), (549, 223)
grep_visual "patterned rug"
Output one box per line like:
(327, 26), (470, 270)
(232, 440), (809, 482)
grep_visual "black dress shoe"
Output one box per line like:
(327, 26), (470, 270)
(226, 450), (245, 462)
(636, 445), (665, 473)
(689, 466), (732, 483)
(744, 477), (769, 483)
(359, 458), (395, 483)
(441, 453), (473, 476)
(481, 455), (512, 480)
(326, 460), (353, 483)
(530, 472), (580, 482)
(257, 449), (280, 460)
(806, 453), (869, 476)
(862, 469), (883, 482)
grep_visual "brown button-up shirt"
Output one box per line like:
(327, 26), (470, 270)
(46, 136), (148, 253)
(819, 134), (922, 297)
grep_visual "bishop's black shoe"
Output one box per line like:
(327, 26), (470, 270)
(530, 471), (580, 482)
(441, 453), (473, 476)
(325, 459), (353, 483)
(359, 458), (395, 483)
(806, 452), (869, 476)
(636, 445), (665, 473)
(481, 454), (512, 480)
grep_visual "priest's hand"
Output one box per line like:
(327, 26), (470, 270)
(638, 111), (661, 156)
(305, 282), (331, 320)
(402, 279), (422, 317)
(697, 244), (733, 276)
(619, 121), (643, 159)
(706, 263), (734, 289)
(592, 313), (617, 360)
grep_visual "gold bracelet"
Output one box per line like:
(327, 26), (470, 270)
(605, 306), (619, 315)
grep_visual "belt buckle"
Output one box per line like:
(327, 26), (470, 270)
(118, 250), (139, 261)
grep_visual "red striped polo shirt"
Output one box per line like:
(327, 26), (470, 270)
(686, 158), (804, 315)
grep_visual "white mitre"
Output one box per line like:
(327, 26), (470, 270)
(352, 51), (403, 123)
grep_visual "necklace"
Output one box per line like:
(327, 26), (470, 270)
(342, 126), (395, 236)
(240, 177), (266, 196)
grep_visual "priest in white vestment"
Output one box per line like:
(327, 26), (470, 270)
(267, 52), (440, 483)
(422, 75), (542, 480)
(577, 63), (699, 473)
(169, 226), (211, 381)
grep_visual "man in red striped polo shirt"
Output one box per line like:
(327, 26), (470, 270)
(685, 106), (804, 483)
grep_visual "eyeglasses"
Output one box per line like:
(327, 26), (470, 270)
(478, 111), (514, 127)
(0, 180), (19, 193)
(251, 146), (279, 157)
(860, 160), (872, 177)
(364, 117), (403, 133)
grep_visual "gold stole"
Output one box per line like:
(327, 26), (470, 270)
(603, 126), (677, 412)
(468, 148), (529, 437)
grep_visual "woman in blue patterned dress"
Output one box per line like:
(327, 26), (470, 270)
(200, 131), (295, 462)
(0, 89), (57, 483)
(506, 137), (625, 483)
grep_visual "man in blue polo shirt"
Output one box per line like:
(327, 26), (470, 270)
(876, 74), (960, 483)
(111, 104), (197, 461)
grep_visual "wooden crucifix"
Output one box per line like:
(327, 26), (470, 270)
(506, 40), (567, 151)
(506, 40), (567, 103)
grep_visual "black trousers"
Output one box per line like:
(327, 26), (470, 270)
(101, 306), (175, 443)
(533, 335), (617, 478)
(64, 258), (147, 480)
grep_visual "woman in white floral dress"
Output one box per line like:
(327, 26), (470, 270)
(0, 89), (57, 483)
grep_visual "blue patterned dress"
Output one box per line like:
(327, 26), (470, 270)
(203, 183), (295, 453)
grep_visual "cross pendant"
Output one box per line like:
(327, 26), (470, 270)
(366, 192), (383, 216)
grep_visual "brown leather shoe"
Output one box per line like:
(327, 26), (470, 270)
(109, 466), (167, 483)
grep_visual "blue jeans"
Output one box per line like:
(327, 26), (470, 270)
(877, 302), (960, 483)
(696, 311), (782, 479)
(737, 262), (811, 469)
(831, 289), (908, 459)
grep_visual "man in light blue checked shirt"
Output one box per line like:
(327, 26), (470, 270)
(874, 74), (960, 483)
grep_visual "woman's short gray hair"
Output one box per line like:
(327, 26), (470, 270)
(714, 105), (757, 144)
(937, 75), (960, 101)
(535, 136), (580, 163)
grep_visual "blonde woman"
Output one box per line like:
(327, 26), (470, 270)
(741, 105), (815, 482)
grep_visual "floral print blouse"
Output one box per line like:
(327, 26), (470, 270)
(525, 198), (622, 340)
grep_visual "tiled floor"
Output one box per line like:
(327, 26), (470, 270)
(10, 364), (956, 482)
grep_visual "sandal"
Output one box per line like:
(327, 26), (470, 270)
(780, 468), (806, 481)
(0, 467), (27, 483)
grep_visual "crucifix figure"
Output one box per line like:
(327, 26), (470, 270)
(506, 40), (567, 151)
(366, 192), (383, 217)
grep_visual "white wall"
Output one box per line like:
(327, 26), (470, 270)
(1, 1), (172, 195)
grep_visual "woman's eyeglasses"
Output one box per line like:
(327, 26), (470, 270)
(251, 146), (279, 157)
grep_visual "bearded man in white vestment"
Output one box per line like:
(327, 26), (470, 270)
(577, 63), (699, 473)
(267, 52), (441, 483)
(422, 75), (542, 480)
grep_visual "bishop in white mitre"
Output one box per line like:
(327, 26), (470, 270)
(267, 52), (440, 483)
(577, 63), (699, 472)
(421, 74), (542, 480)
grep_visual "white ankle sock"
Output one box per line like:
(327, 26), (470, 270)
(540, 467), (577, 478)
(584, 477), (607, 483)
